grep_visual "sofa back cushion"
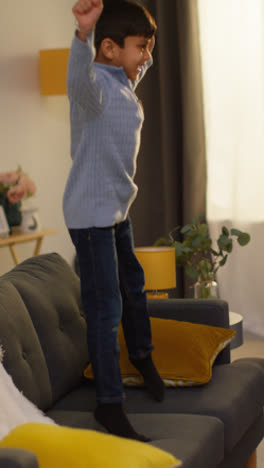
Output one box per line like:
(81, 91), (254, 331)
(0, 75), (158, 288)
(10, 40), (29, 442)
(0, 281), (52, 410)
(2, 253), (89, 406)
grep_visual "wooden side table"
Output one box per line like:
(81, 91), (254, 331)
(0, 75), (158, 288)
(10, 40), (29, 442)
(0, 229), (56, 265)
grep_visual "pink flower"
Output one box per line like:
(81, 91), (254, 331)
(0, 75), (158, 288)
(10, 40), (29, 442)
(7, 185), (27, 203)
(0, 169), (36, 204)
(17, 174), (36, 197)
(0, 172), (20, 186)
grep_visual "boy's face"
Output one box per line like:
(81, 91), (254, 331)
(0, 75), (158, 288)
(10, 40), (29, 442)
(112, 36), (152, 81)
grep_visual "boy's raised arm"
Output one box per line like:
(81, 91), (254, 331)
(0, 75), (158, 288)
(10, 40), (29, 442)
(73, 0), (103, 42)
(67, 0), (105, 111)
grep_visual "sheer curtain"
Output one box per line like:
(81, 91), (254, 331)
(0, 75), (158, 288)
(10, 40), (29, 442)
(198, 0), (264, 335)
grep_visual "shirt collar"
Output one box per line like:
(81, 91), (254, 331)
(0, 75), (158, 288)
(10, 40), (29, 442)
(94, 62), (135, 90)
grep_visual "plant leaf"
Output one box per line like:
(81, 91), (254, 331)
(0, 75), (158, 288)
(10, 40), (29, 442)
(230, 228), (242, 237)
(154, 237), (169, 246)
(222, 226), (229, 236)
(181, 224), (193, 235)
(192, 214), (203, 225)
(218, 235), (233, 252)
(219, 254), (228, 267)
(185, 264), (199, 279)
(211, 248), (220, 256)
(230, 229), (250, 246)
(237, 233), (251, 246)
(198, 223), (209, 237)
(191, 234), (203, 248)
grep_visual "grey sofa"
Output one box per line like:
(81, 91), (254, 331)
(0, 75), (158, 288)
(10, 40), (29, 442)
(0, 252), (263, 468)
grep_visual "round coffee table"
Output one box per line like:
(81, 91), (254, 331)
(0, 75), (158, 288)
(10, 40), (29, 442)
(229, 312), (243, 349)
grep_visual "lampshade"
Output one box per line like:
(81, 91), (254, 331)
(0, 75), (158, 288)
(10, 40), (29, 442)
(135, 247), (176, 291)
(39, 49), (70, 95)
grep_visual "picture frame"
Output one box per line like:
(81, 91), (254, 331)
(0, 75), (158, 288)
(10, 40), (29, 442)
(0, 206), (10, 238)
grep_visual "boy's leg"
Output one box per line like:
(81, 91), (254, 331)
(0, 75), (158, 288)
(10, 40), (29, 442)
(70, 227), (123, 403)
(115, 218), (165, 402)
(69, 227), (149, 441)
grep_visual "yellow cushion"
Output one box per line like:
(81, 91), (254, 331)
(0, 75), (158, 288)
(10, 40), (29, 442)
(84, 317), (235, 387)
(0, 423), (181, 468)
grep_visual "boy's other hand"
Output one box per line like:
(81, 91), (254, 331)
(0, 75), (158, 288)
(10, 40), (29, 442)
(73, 0), (103, 36)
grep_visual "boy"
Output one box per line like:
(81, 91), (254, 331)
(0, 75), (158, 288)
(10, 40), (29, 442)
(63, 0), (164, 442)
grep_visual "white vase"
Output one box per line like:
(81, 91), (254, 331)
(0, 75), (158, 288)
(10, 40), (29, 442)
(21, 207), (41, 233)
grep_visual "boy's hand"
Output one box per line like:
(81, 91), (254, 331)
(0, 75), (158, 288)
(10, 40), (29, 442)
(73, 0), (103, 36)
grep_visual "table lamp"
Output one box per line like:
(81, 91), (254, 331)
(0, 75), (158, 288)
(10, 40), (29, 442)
(135, 247), (176, 299)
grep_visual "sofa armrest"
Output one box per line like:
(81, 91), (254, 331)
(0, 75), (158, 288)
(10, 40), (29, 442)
(148, 298), (231, 365)
(0, 448), (38, 468)
(148, 298), (229, 327)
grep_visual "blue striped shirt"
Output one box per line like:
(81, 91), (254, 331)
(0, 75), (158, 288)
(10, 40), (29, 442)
(63, 32), (152, 228)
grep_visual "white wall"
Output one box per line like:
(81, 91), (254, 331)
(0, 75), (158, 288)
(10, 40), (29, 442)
(0, 0), (77, 274)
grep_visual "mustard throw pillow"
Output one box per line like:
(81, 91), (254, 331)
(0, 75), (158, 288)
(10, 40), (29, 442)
(84, 317), (235, 386)
(0, 423), (181, 468)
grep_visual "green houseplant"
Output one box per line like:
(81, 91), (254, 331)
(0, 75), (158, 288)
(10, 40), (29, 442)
(155, 215), (251, 298)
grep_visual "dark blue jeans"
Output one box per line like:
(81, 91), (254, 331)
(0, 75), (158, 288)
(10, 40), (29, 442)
(69, 218), (153, 404)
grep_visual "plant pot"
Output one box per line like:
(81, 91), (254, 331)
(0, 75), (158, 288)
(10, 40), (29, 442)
(0, 194), (22, 228)
(194, 274), (219, 299)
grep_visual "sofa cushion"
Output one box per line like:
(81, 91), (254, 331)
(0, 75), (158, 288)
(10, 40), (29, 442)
(85, 318), (235, 386)
(46, 410), (224, 468)
(145, 414), (224, 468)
(0, 423), (181, 468)
(2, 253), (88, 406)
(0, 281), (52, 410)
(46, 331), (264, 455)
(148, 298), (231, 366)
(123, 359), (264, 453)
(53, 362), (262, 456)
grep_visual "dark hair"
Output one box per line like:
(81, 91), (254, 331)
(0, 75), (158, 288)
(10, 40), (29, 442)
(94, 0), (157, 51)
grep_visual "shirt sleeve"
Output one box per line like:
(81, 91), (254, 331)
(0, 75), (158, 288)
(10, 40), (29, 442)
(67, 31), (107, 114)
